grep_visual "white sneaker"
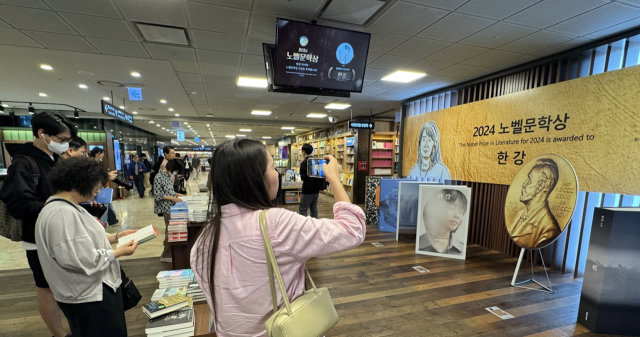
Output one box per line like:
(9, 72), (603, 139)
(160, 257), (172, 263)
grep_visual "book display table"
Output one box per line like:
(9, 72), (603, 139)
(194, 303), (215, 336)
(168, 220), (208, 270)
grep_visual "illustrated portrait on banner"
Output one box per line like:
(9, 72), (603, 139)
(410, 121), (451, 180)
(505, 154), (578, 250)
(416, 186), (471, 260)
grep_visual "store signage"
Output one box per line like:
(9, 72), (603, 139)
(127, 87), (142, 101)
(192, 147), (212, 151)
(101, 101), (133, 124)
(358, 161), (368, 171)
(176, 131), (185, 141)
(349, 121), (374, 129)
(194, 137), (200, 143)
(171, 121), (180, 128)
(402, 64), (640, 195)
(346, 137), (355, 146)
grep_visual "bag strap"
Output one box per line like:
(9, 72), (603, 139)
(45, 198), (81, 211)
(12, 155), (41, 186)
(259, 210), (319, 316)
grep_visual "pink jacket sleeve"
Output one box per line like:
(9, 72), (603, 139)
(269, 201), (366, 262)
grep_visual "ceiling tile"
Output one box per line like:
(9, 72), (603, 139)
(367, 52), (383, 64)
(253, 0), (324, 20)
(460, 22), (539, 48)
(177, 72), (202, 83)
(402, 0), (469, 10)
(248, 11), (279, 39)
(197, 49), (242, 66)
(497, 30), (577, 54)
(244, 36), (273, 55)
(22, 30), (98, 52)
(368, 30), (410, 54)
(114, 0), (187, 27)
(0, 28), (43, 48)
(60, 13), (138, 42)
(239, 67), (266, 78)
(547, 2), (640, 36)
(241, 54), (264, 68)
(0, 0), (48, 9)
(433, 64), (487, 78)
(43, 0), (123, 19)
(387, 37), (451, 58)
(426, 43), (490, 63)
(460, 49), (527, 67)
(0, 5), (76, 35)
(200, 63), (239, 76)
(456, 0), (540, 20)
(170, 60), (200, 73)
(189, 0), (253, 9)
(584, 16), (640, 40)
(402, 59), (453, 74)
(417, 12), (497, 42)
(203, 75), (236, 85)
(86, 38), (150, 58)
(531, 37), (592, 56)
(363, 67), (389, 82)
(368, 54), (420, 70)
(0, 18), (11, 28)
(504, 0), (610, 29)
(186, 1), (250, 35)
(144, 44), (197, 62)
(192, 30), (245, 53)
(369, 2), (449, 35)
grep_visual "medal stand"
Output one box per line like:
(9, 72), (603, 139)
(510, 248), (554, 294)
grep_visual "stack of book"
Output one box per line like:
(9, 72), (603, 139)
(184, 194), (208, 223)
(157, 269), (194, 289)
(151, 286), (187, 301)
(145, 308), (195, 337)
(168, 202), (188, 243)
(142, 293), (191, 319)
(187, 282), (205, 303)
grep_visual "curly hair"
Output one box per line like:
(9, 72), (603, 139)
(50, 156), (109, 198)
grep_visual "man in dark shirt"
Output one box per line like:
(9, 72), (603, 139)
(299, 143), (324, 218)
(0, 111), (76, 337)
(140, 153), (152, 193)
(128, 154), (147, 198)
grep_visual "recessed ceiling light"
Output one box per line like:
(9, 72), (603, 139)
(239, 129), (252, 132)
(306, 113), (327, 118)
(78, 84), (88, 89)
(40, 64), (53, 71)
(236, 134), (246, 137)
(149, 120), (154, 123)
(225, 135), (235, 138)
(162, 127), (166, 130)
(281, 126), (295, 130)
(1, 104), (9, 107)
(185, 122), (189, 125)
(169, 108), (174, 112)
(237, 77), (268, 88)
(39, 93), (47, 97)
(133, 111), (138, 114)
(251, 110), (272, 116)
(160, 99), (167, 104)
(103, 96), (110, 101)
(120, 105), (125, 109)
(131, 72), (141, 78)
(175, 114), (179, 117)
(381, 70), (427, 83)
(156, 124), (161, 127)
(262, 136), (272, 139)
(324, 103), (350, 110)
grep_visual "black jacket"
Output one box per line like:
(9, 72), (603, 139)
(0, 143), (58, 243)
(300, 156), (325, 195)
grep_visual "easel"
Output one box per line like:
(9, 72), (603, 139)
(511, 248), (554, 293)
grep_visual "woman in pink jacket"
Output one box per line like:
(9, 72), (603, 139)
(191, 139), (366, 337)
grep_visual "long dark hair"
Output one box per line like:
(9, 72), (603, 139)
(195, 139), (273, 321)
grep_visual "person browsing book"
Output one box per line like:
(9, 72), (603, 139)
(154, 158), (186, 263)
(35, 156), (139, 337)
(191, 139), (366, 337)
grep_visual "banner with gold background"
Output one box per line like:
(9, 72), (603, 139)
(403, 65), (640, 195)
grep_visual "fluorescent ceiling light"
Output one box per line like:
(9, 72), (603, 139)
(206, 124), (210, 127)
(325, 103), (350, 110)
(239, 129), (252, 132)
(1, 104), (9, 107)
(306, 113), (327, 118)
(40, 64), (53, 70)
(131, 72), (141, 78)
(236, 134), (246, 137)
(262, 136), (272, 139)
(162, 127), (166, 130)
(251, 110), (272, 116)
(78, 84), (88, 89)
(169, 108), (174, 112)
(381, 70), (426, 83)
(175, 114), (180, 117)
(225, 135), (235, 138)
(103, 96), (110, 101)
(39, 93), (47, 97)
(281, 126), (295, 130)
(160, 99), (167, 104)
(156, 124), (161, 127)
(149, 121), (154, 123)
(237, 77), (267, 88)
(132, 111), (138, 114)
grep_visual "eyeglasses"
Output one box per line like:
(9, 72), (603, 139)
(94, 184), (104, 193)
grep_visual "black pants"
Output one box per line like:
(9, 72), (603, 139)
(58, 283), (127, 337)
(299, 193), (319, 219)
(133, 174), (145, 197)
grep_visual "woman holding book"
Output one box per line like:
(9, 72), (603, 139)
(154, 158), (186, 263)
(191, 139), (366, 336)
(34, 156), (139, 337)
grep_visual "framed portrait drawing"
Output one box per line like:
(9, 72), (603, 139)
(395, 181), (442, 241)
(415, 185), (472, 260)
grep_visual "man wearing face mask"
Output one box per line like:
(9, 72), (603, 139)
(0, 111), (76, 337)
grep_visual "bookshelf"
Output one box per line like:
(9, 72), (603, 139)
(369, 132), (399, 177)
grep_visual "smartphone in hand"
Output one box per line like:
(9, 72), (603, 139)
(307, 157), (329, 178)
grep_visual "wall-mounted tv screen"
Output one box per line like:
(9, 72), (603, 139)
(274, 19), (371, 93)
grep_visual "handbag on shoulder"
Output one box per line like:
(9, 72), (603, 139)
(120, 266), (142, 311)
(258, 210), (339, 337)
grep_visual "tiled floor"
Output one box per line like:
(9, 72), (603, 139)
(0, 173), (209, 271)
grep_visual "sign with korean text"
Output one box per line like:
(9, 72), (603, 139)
(101, 100), (133, 124)
(349, 121), (375, 129)
(176, 131), (185, 142)
(403, 65), (640, 195)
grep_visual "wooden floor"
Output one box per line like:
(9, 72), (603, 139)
(0, 194), (624, 337)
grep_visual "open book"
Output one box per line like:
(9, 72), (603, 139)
(117, 225), (158, 248)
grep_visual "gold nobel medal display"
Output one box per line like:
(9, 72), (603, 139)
(504, 154), (578, 250)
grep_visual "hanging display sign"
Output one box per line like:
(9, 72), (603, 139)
(349, 121), (375, 129)
(403, 65), (640, 195)
(127, 87), (142, 101)
(101, 101), (133, 124)
(176, 131), (185, 141)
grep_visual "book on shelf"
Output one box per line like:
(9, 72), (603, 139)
(142, 294), (192, 319)
(372, 168), (392, 175)
(117, 225), (158, 248)
(151, 287), (188, 301)
(145, 308), (195, 335)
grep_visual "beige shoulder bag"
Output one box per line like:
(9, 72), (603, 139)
(259, 210), (339, 337)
